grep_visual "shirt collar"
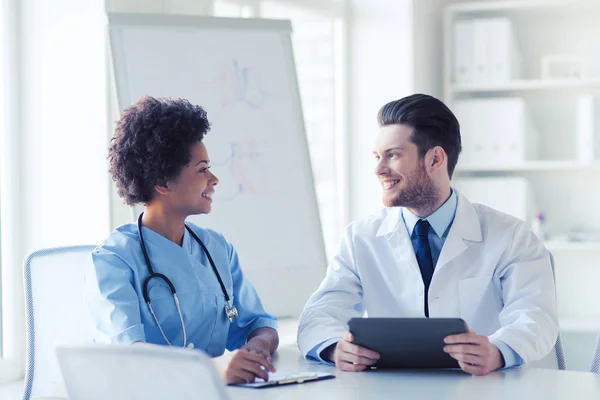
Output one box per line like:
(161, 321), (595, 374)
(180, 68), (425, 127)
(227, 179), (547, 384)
(402, 188), (458, 238)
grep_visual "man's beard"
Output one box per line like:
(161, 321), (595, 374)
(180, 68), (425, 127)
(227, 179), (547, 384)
(384, 164), (439, 213)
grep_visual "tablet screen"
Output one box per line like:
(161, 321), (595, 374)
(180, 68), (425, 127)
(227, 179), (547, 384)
(348, 318), (467, 369)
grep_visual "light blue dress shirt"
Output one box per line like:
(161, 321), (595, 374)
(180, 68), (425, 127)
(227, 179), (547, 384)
(401, 189), (458, 267)
(401, 189), (522, 369)
(84, 223), (277, 357)
(309, 189), (522, 368)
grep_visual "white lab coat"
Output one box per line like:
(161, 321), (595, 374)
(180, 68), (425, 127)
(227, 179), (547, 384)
(297, 194), (558, 364)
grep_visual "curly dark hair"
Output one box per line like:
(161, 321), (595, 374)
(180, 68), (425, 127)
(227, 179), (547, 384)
(108, 96), (211, 205)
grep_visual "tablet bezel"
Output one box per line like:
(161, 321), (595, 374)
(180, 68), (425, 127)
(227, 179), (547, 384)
(348, 317), (467, 369)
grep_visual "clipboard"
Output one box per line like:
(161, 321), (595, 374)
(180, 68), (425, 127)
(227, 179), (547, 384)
(231, 371), (335, 388)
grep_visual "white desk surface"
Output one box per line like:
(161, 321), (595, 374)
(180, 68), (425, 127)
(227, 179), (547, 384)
(3, 346), (599, 400)
(228, 346), (600, 400)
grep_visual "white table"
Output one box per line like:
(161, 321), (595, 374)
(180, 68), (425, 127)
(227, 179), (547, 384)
(228, 346), (600, 400)
(4, 346), (599, 400)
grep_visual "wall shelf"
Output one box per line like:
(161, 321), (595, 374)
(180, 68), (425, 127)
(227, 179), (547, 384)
(455, 161), (600, 173)
(451, 79), (600, 94)
(545, 241), (600, 252)
(445, 0), (600, 370)
(447, 0), (597, 15)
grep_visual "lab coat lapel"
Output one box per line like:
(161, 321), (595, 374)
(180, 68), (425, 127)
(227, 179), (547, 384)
(376, 207), (420, 272)
(435, 194), (483, 272)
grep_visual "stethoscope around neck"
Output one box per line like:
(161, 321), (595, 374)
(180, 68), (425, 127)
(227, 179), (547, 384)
(137, 213), (239, 349)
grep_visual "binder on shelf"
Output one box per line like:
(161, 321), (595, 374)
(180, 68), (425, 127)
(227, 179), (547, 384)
(490, 17), (522, 82)
(453, 100), (482, 164)
(472, 19), (492, 83)
(453, 17), (521, 85)
(453, 20), (473, 84)
(453, 98), (538, 165)
(453, 177), (535, 223)
(577, 94), (595, 163)
(452, 101), (474, 162)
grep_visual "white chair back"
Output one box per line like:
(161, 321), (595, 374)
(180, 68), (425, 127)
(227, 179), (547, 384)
(526, 251), (566, 370)
(22, 245), (98, 400)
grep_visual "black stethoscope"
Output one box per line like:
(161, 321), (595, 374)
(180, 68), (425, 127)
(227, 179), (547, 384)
(137, 213), (239, 348)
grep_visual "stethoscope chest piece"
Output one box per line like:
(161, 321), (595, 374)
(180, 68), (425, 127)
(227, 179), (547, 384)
(225, 301), (239, 322)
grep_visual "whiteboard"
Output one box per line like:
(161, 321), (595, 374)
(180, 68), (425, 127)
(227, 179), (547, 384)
(108, 13), (326, 317)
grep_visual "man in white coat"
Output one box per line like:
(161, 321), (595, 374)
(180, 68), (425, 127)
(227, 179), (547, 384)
(297, 94), (558, 375)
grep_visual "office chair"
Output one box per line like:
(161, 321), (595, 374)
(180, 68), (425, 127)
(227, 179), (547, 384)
(527, 251), (566, 370)
(591, 334), (600, 373)
(22, 245), (98, 400)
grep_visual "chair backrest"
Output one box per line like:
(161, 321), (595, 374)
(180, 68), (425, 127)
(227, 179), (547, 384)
(526, 251), (567, 370)
(56, 344), (231, 400)
(591, 334), (600, 373)
(22, 245), (98, 400)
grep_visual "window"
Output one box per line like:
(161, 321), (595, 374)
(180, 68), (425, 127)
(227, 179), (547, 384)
(0, 0), (7, 357)
(213, 0), (348, 258)
(0, 0), (16, 367)
(0, 0), (21, 377)
(0, 0), (109, 380)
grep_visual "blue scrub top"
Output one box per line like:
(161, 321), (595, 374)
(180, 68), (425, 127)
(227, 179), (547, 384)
(84, 222), (277, 357)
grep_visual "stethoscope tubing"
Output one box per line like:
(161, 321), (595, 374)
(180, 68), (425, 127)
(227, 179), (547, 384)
(136, 212), (238, 347)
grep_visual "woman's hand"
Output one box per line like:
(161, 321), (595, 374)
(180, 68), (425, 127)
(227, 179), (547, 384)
(222, 349), (276, 384)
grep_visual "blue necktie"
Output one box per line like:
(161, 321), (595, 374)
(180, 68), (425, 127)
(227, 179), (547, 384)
(415, 219), (434, 317)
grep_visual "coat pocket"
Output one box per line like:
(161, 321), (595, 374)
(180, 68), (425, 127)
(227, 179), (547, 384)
(458, 275), (493, 321)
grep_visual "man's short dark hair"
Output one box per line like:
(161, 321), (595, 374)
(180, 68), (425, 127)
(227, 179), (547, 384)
(377, 94), (462, 178)
(108, 96), (211, 205)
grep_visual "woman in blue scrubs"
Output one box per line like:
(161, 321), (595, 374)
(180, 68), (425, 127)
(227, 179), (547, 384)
(85, 96), (278, 384)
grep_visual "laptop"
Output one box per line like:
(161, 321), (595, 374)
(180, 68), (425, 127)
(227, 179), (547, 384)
(56, 344), (231, 400)
(348, 317), (467, 369)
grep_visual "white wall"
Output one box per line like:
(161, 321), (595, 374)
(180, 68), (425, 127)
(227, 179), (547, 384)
(345, 0), (457, 221)
(20, 0), (109, 250)
(412, 0), (452, 97)
(2, 0), (110, 376)
(347, 0), (414, 220)
(0, 0), (22, 381)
